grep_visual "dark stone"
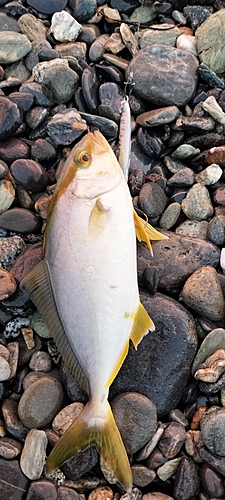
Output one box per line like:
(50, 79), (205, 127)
(79, 112), (118, 138)
(137, 128), (164, 158)
(167, 168), (195, 187)
(19, 81), (54, 107)
(98, 82), (124, 123)
(185, 132), (225, 150)
(6, 1), (28, 16)
(10, 159), (49, 193)
(61, 363), (88, 405)
(146, 447), (168, 470)
(95, 64), (124, 84)
(126, 44), (199, 107)
(0, 208), (42, 234)
(207, 215), (225, 245)
(201, 407), (225, 456)
(26, 480), (57, 500)
(109, 0), (139, 14)
(9, 92), (34, 113)
(128, 169), (145, 196)
(27, 0), (67, 14)
(183, 5), (212, 30)
(57, 486), (80, 500)
(25, 106), (49, 130)
(31, 138), (56, 163)
(0, 97), (22, 140)
(47, 109), (87, 146)
(199, 371), (225, 395)
(62, 445), (99, 480)
(42, 66), (79, 104)
(69, 0), (97, 22)
(0, 138), (29, 163)
(137, 232), (220, 289)
(111, 392), (157, 454)
(200, 463), (225, 497)
(0, 458), (29, 500)
(130, 138), (153, 174)
(78, 25), (101, 46)
(110, 292), (197, 416)
(0, 12), (19, 32)
(82, 66), (100, 113)
(158, 422), (186, 458)
(25, 40), (52, 72)
(199, 446), (225, 476)
(139, 182), (168, 217)
(143, 265), (164, 295)
(174, 115), (215, 134)
(174, 457), (200, 500)
(198, 62), (225, 89)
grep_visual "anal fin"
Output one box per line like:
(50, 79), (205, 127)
(130, 302), (155, 350)
(21, 260), (88, 393)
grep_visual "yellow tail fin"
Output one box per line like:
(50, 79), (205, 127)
(45, 399), (132, 493)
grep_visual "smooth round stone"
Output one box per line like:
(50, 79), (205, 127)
(0, 97), (22, 139)
(50, 11), (82, 42)
(42, 65), (79, 104)
(26, 480), (57, 500)
(175, 220), (209, 240)
(0, 180), (15, 214)
(25, 106), (49, 129)
(0, 355), (11, 381)
(78, 24), (101, 47)
(0, 267), (17, 301)
(192, 329), (225, 375)
(30, 310), (51, 339)
(139, 182), (168, 218)
(0, 437), (22, 459)
(111, 393), (157, 454)
(70, 0), (97, 22)
(18, 14), (47, 42)
(18, 376), (64, 428)
(167, 167), (195, 187)
(131, 465), (156, 487)
(201, 407), (225, 456)
(176, 33), (198, 56)
(196, 163), (222, 185)
(89, 34), (110, 62)
(0, 138), (29, 163)
(136, 106), (179, 127)
(174, 457), (200, 499)
(20, 429), (47, 480)
(11, 241), (42, 282)
(82, 66), (100, 114)
(126, 44), (198, 107)
(57, 486), (81, 500)
(9, 91), (34, 113)
(207, 215), (225, 245)
(47, 109), (87, 146)
(143, 495), (173, 500)
(31, 138), (56, 163)
(0, 31), (31, 64)
(182, 266), (225, 321)
(29, 351), (52, 373)
(181, 183), (214, 221)
(27, 0), (67, 15)
(10, 159), (48, 193)
(0, 207), (42, 233)
(158, 422), (186, 458)
(0, 458), (29, 499)
(200, 463), (225, 498)
(159, 202), (181, 230)
(172, 144), (200, 159)
(196, 9), (225, 74)
(52, 402), (84, 436)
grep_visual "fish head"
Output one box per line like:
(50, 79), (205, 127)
(57, 130), (123, 200)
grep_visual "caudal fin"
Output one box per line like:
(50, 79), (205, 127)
(45, 399), (132, 492)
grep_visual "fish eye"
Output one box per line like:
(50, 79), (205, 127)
(76, 151), (91, 168)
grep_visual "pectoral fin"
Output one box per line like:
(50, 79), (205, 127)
(130, 301), (155, 350)
(133, 209), (168, 255)
(88, 198), (110, 240)
(21, 261), (88, 393)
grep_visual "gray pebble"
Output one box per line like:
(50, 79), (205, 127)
(42, 65), (79, 104)
(175, 220), (209, 239)
(20, 429), (47, 480)
(29, 350), (52, 372)
(207, 215), (225, 245)
(181, 183), (214, 221)
(159, 202), (181, 230)
(139, 182), (168, 218)
(167, 167), (195, 187)
(131, 465), (156, 487)
(26, 480), (57, 500)
(159, 422), (186, 458)
(201, 407), (225, 456)
(0, 458), (29, 499)
(47, 109), (87, 146)
(174, 457), (200, 500)
(0, 235), (25, 270)
(0, 356), (11, 381)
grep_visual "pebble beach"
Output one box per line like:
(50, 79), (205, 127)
(2, 0), (225, 499)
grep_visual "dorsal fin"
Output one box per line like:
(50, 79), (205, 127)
(21, 261), (88, 394)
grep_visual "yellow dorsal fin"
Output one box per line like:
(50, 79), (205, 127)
(133, 209), (168, 255)
(130, 302), (155, 350)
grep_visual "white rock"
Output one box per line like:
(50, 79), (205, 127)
(0, 180), (15, 214)
(195, 163), (222, 185)
(203, 95), (225, 126)
(0, 355), (11, 381)
(32, 59), (69, 83)
(176, 34), (198, 56)
(49, 10), (82, 42)
(20, 429), (48, 480)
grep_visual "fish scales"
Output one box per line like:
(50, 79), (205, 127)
(22, 130), (154, 492)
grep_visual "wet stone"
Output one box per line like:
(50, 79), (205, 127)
(199, 446), (225, 476)
(0, 138), (29, 163)
(82, 66), (100, 114)
(89, 34), (110, 62)
(18, 376), (64, 428)
(0, 97), (22, 140)
(0, 458), (29, 500)
(158, 422), (186, 459)
(206, 146), (225, 167)
(2, 398), (28, 441)
(19, 81), (54, 107)
(0, 208), (42, 233)
(181, 183), (214, 220)
(201, 407), (225, 456)
(137, 128), (164, 158)
(111, 292), (197, 417)
(126, 44), (198, 107)
(47, 109), (87, 146)
(111, 393), (157, 454)
(136, 106), (179, 127)
(174, 457), (200, 500)
(9, 91), (34, 113)
(139, 25), (181, 49)
(26, 480), (57, 500)
(130, 138), (153, 174)
(139, 183), (168, 218)
(10, 159), (49, 193)
(196, 164), (222, 185)
(55, 42), (86, 60)
(31, 138), (56, 163)
(181, 266), (225, 321)
(20, 429), (47, 480)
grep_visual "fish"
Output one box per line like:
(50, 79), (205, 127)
(118, 95), (168, 254)
(22, 129), (155, 492)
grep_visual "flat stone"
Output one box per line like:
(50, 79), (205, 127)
(62, 445), (99, 481)
(159, 203), (181, 230)
(207, 215), (225, 245)
(172, 144), (200, 159)
(136, 106), (179, 127)
(20, 429), (47, 480)
(167, 167), (195, 187)
(111, 292), (197, 417)
(0, 356), (11, 381)
(157, 458), (181, 481)
(206, 146), (225, 166)
(30, 310), (51, 339)
(0, 31), (31, 64)
(0, 138), (29, 163)
(57, 486), (80, 500)
(111, 392), (157, 454)
(201, 407), (225, 456)
(0, 180), (15, 214)
(195, 349), (225, 383)
(18, 14), (47, 42)
(52, 402), (84, 436)
(98, 81), (124, 123)
(137, 232), (220, 290)
(0, 208), (42, 233)
(47, 109), (87, 146)
(196, 9), (225, 74)
(7, 341), (19, 378)
(10, 159), (48, 193)
(29, 351), (52, 372)
(143, 495), (173, 500)
(181, 266), (225, 321)
(199, 446), (225, 476)
(126, 44), (198, 107)
(159, 423), (186, 458)
(1, 398), (28, 441)
(89, 34), (110, 62)
(203, 95), (225, 125)
(139, 25), (181, 49)
(181, 183), (214, 220)
(54, 42), (86, 60)
(0, 458), (29, 500)
(18, 376), (64, 428)
(79, 112), (118, 138)
(200, 463), (225, 498)
(175, 220), (209, 239)
(196, 164), (222, 185)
